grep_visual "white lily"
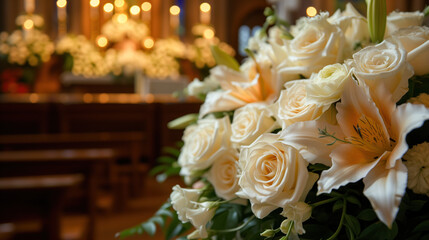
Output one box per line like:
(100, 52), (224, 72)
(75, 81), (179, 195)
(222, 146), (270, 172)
(280, 80), (429, 227)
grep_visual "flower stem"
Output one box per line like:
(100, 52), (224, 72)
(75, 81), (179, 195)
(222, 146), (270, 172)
(209, 215), (256, 234)
(327, 199), (347, 240)
(284, 221), (294, 240)
(311, 197), (340, 208)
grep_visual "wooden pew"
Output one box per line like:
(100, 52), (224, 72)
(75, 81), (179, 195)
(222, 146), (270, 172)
(0, 174), (83, 240)
(0, 148), (115, 240)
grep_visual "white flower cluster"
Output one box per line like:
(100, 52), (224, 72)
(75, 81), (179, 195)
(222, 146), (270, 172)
(101, 18), (149, 43)
(0, 29), (54, 67)
(56, 35), (110, 77)
(170, 3), (429, 239)
(105, 48), (149, 77)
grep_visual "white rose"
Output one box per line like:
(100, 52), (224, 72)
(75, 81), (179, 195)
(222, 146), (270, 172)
(231, 103), (278, 147)
(271, 80), (331, 129)
(276, 13), (345, 82)
(348, 41), (414, 102)
(236, 133), (318, 218)
(170, 185), (216, 239)
(403, 142), (429, 196)
(387, 26), (429, 76)
(306, 63), (351, 105)
(178, 116), (231, 176)
(206, 149), (243, 202)
(328, 3), (370, 59)
(385, 11), (424, 37)
(281, 202), (312, 235)
(187, 76), (220, 98)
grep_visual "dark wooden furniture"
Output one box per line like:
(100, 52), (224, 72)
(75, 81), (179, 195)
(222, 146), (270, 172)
(0, 148), (115, 240)
(0, 174), (83, 240)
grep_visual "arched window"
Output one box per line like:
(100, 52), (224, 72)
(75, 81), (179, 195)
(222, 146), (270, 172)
(238, 25), (261, 56)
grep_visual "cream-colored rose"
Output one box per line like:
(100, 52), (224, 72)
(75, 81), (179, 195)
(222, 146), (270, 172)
(170, 185), (216, 239)
(387, 26), (429, 76)
(306, 63), (351, 104)
(231, 103), (278, 147)
(403, 142), (429, 196)
(328, 3), (370, 59)
(206, 149), (242, 201)
(178, 116), (231, 176)
(386, 11), (424, 37)
(275, 13), (345, 82)
(271, 80), (331, 129)
(408, 93), (429, 108)
(348, 41), (414, 102)
(236, 133), (318, 218)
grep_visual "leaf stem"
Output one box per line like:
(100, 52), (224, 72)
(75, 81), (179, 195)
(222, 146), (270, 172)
(311, 197), (340, 208)
(208, 215), (256, 234)
(284, 221), (294, 239)
(326, 198), (347, 240)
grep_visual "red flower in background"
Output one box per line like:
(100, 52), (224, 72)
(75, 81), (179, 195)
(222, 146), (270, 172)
(0, 68), (29, 93)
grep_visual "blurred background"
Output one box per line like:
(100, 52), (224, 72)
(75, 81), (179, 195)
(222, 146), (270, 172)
(0, 0), (427, 240)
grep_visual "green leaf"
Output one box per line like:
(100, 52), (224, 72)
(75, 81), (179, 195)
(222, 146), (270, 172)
(141, 221), (156, 236)
(333, 199), (344, 212)
(162, 146), (181, 157)
(167, 113), (199, 129)
(155, 208), (174, 218)
(211, 45), (240, 71)
(344, 214), (361, 236)
(357, 209), (377, 221)
(412, 220), (429, 233)
(346, 195), (361, 208)
(407, 200), (426, 211)
(424, 5), (429, 16)
(308, 163), (329, 172)
(150, 216), (165, 227)
(358, 221), (397, 240)
(150, 165), (169, 175)
(157, 156), (176, 164)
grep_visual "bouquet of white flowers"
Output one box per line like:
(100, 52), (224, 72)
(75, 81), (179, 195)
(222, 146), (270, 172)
(120, 1), (429, 239)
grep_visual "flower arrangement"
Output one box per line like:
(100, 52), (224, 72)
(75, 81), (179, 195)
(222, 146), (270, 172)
(105, 48), (148, 78)
(56, 35), (110, 77)
(101, 17), (149, 43)
(119, 1), (429, 240)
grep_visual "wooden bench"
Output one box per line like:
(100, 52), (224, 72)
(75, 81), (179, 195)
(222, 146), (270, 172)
(0, 148), (115, 240)
(0, 174), (83, 240)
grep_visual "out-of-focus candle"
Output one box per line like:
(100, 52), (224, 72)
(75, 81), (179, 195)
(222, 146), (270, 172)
(141, 2), (151, 24)
(130, 5), (140, 20)
(90, 0), (100, 40)
(56, 0), (67, 38)
(200, 2), (211, 25)
(24, 0), (35, 14)
(169, 5), (180, 35)
(103, 3), (114, 21)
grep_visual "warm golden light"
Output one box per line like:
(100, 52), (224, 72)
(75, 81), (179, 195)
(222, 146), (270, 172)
(96, 35), (108, 48)
(56, 0), (67, 8)
(83, 93), (94, 103)
(143, 37), (154, 49)
(99, 93), (109, 103)
(114, 0), (125, 8)
(203, 28), (214, 39)
(306, 6), (317, 17)
(29, 93), (39, 103)
(130, 5), (141, 15)
(90, 0), (100, 8)
(141, 2), (151, 12)
(170, 5), (180, 16)
(103, 3), (114, 12)
(200, 2), (211, 13)
(23, 19), (34, 30)
(117, 13), (128, 23)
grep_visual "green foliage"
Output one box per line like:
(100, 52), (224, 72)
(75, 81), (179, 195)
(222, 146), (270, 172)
(259, 7), (292, 40)
(398, 74), (429, 104)
(167, 113), (199, 130)
(150, 143), (183, 183)
(367, 0), (386, 43)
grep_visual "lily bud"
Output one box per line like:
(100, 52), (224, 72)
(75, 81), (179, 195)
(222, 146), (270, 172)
(367, 0), (386, 43)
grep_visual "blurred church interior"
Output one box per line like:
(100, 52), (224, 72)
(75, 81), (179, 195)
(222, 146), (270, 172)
(0, 0), (427, 240)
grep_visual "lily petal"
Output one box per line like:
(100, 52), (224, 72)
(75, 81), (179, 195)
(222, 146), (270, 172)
(387, 103), (429, 168)
(279, 120), (344, 166)
(318, 144), (382, 194)
(199, 90), (247, 117)
(363, 159), (407, 228)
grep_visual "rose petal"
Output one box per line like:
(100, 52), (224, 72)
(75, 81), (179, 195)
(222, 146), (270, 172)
(363, 159), (407, 228)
